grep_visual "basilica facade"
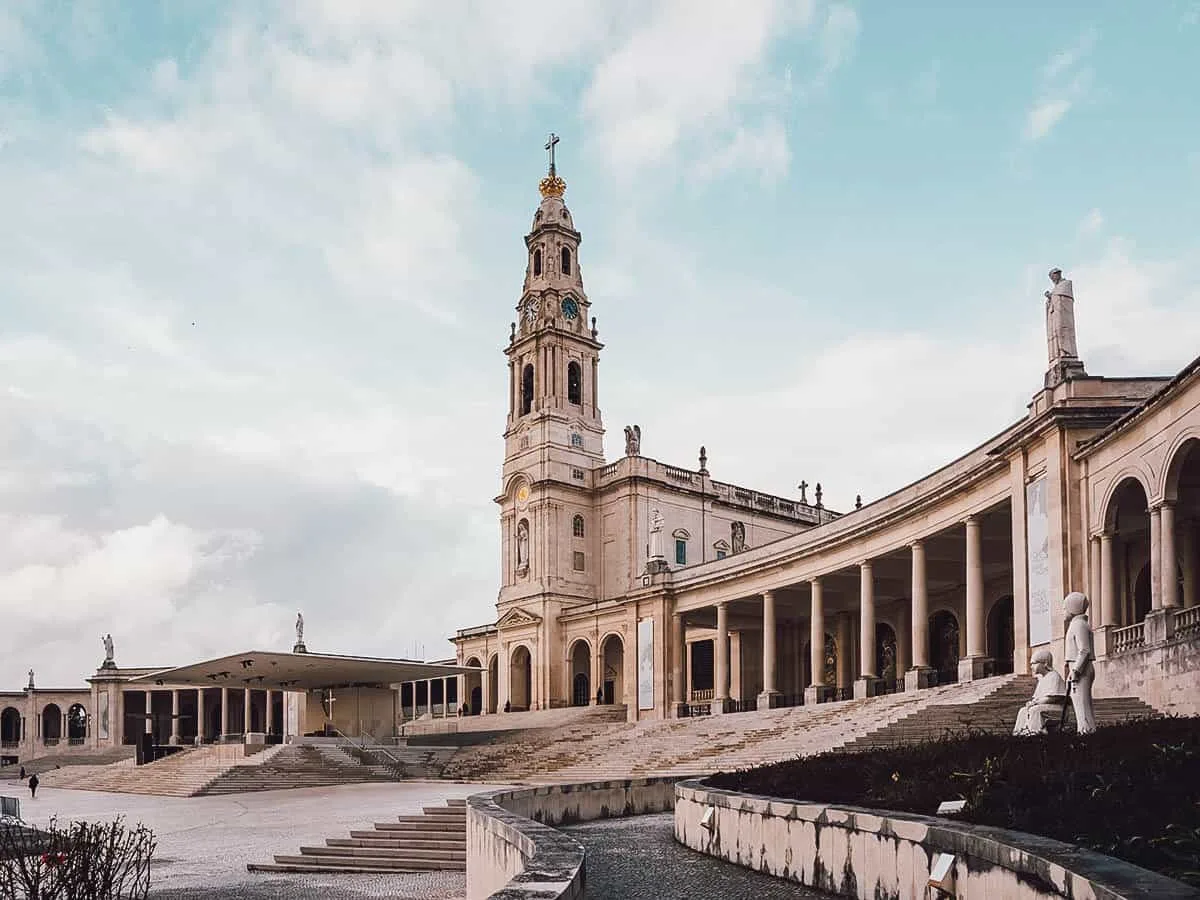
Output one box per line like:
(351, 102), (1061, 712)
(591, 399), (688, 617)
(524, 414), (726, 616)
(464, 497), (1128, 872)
(447, 162), (1200, 724)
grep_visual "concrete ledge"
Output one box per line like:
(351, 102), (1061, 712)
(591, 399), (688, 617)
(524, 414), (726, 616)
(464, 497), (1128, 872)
(466, 777), (680, 900)
(675, 780), (1197, 899)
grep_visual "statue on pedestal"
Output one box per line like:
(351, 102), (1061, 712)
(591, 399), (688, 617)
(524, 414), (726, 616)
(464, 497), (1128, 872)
(1064, 591), (1096, 734)
(294, 611), (307, 653)
(101, 633), (115, 667)
(1044, 268), (1078, 362)
(1012, 649), (1068, 735)
(648, 509), (665, 561)
(624, 425), (641, 457)
(26, 669), (34, 691)
(731, 521), (746, 554)
(516, 521), (530, 569)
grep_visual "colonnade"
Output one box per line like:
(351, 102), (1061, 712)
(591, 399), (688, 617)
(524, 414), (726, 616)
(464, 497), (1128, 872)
(398, 676), (461, 721)
(126, 686), (279, 745)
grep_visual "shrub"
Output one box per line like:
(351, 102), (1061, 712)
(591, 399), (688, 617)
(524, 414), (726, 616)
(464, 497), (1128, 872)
(0, 816), (156, 899)
(707, 717), (1200, 887)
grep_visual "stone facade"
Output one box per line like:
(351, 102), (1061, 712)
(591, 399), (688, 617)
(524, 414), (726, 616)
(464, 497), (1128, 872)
(448, 166), (1200, 725)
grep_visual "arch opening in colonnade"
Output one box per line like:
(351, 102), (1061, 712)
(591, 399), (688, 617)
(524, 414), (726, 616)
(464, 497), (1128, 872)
(1164, 438), (1200, 610)
(600, 633), (624, 705)
(41, 703), (62, 746)
(508, 645), (532, 711)
(0, 707), (20, 747)
(875, 623), (897, 684)
(464, 657), (483, 715)
(487, 654), (499, 714)
(568, 639), (590, 706)
(67, 703), (87, 743)
(689, 639), (714, 698)
(929, 611), (960, 685)
(1105, 477), (1153, 625)
(987, 596), (1015, 675)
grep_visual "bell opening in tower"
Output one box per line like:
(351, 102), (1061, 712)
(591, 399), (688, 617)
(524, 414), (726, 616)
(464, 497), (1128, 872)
(567, 362), (582, 405)
(521, 364), (534, 416)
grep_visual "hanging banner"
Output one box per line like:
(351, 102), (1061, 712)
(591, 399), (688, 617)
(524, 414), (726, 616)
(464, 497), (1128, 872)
(637, 617), (655, 710)
(1026, 476), (1052, 646)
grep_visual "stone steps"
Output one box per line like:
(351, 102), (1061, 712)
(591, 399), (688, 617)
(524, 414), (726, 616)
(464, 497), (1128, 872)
(248, 799), (467, 877)
(196, 745), (397, 795)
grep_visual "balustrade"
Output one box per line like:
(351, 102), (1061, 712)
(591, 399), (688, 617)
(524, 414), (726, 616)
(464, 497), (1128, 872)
(1111, 621), (1146, 654)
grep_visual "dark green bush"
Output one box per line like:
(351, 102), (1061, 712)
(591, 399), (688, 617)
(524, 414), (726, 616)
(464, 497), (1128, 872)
(707, 717), (1200, 887)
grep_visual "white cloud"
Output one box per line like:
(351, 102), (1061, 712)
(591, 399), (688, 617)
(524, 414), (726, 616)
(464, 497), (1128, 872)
(1077, 208), (1105, 237)
(1024, 30), (1096, 142)
(818, 3), (860, 76)
(692, 119), (791, 183)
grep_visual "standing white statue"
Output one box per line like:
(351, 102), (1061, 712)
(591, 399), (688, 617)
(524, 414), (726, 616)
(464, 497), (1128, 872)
(1012, 649), (1068, 735)
(295, 612), (304, 644)
(516, 520), (530, 568)
(1063, 591), (1096, 734)
(648, 508), (665, 561)
(102, 633), (115, 665)
(1044, 268), (1079, 363)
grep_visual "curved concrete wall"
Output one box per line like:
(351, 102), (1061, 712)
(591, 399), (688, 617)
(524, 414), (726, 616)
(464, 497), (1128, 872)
(675, 780), (1196, 900)
(466, 777), (679, 900)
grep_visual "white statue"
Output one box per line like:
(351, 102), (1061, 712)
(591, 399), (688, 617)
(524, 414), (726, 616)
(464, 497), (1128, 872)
(648, 508), (665, 561)
(26, 669), (34, 691)
(624, 424), (641, 457)
(295, 612), (304, 644)
(1063, 591), (1096, 734)
(1012, 649), (1068, 735)
(102, 633), (115, 663)
(516, 520), (530, 568)
(1044, 268), (1079, 363)
(731, 521), (746, 554)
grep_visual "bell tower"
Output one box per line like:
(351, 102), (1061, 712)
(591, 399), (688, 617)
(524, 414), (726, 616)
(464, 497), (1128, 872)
(498, 135), (604, 621)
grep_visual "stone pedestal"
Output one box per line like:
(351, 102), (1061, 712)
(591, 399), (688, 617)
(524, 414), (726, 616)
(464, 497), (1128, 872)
(853, 677), (883, 699)
(645, 558), (670, 575)
(804, 685), (835, 705)
(1093, 625), (1112, 659)
(958, 656), (993, 682)
(293, 642), (308, 654)
(1144, 609), (1176, 645)
(710, 698), (733, 715)
(904, 666), (937, 691)
(1044, 358), (1087, 389)
(170, 734), (181, 746)
(756, 691), (783, 711)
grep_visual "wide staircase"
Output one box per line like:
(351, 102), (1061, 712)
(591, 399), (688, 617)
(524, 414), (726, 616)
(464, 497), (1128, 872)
(0, 748), (134, 779)
(439, 675), (1159, 783)
(35, 744), (282, 796)
(198, 744), (398, 795)
(403, 702), (628, 739)
(247, 799), (467, 875)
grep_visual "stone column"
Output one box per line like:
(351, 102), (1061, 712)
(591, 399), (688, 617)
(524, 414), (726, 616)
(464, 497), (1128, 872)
(410, 682), (417, 721)
(1161, 502), (1179, 609)
(854, 562), (880, 698)
(243, 689), (252, 736)
(1150, 505), (1162, 610)
(805, 579), (831, 704)
(1100, 533), (1116, 625)
(960, 515), (991, 681)
(906, 540), (934, 689)
(671, 613), (685, 717)
(144, 691), (153, 736)
(220, 688), (229, 741)
(265, 689), (275, 735)
(758, 591), (782, 710)
(197, 689), (207, 744)
(1182, 519), (1197, 608)
(170, 689), (181, 745)
(713, 601), (730, 714)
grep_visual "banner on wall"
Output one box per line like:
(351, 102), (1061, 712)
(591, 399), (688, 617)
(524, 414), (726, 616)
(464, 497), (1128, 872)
(1026, 476), (1052, 646)
(98, 691), (109, 740)
(637, 617), (655, 710)
(285, 692), (300, 738)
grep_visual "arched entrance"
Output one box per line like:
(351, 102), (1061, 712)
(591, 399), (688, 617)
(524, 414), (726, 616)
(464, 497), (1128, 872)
(464, 657), (483, 715)
(600, 634), (624, 705)
(0, 707), (20, 747)
(875, 623), (897, 683)
(987, 597), (1015, 675)
(1164, 438), (1200, 609)
(569, 640), (590, 706)
(1105, 477), (1152, 624)
(487, 654), (499, 714)
(67, 703), (88, 744)
(41, 703), (62, 746)
(929, 611), (960, 685)
(508, 646), (532, 711)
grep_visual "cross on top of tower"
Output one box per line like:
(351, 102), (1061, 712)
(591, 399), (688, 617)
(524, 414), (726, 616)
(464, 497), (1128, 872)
(545, 132), (559, 176)
(538, 132), (567, 199)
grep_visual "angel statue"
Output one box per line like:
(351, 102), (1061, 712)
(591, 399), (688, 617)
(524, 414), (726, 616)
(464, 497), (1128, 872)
(624, 424), (642, 457)
(296, 612), (305, 644)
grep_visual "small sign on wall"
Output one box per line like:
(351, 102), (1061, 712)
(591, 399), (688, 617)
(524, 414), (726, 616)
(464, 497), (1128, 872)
(637, 617), (655, 710)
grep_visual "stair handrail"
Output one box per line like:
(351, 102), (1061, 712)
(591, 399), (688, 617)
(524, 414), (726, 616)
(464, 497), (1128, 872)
(328, 727), (406, 776)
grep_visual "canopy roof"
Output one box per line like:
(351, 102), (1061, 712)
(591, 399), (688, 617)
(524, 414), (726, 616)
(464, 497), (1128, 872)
(129, 651), (468, 691)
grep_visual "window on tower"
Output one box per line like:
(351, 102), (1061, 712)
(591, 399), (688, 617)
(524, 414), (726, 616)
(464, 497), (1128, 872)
(675, 539), (687, 566)
(561, 247), (571, 275)
(572, 515), (585, 538)
(533, 248), (542, 277)
(521, 364), (534, 416)
(567, 361), (582, 405)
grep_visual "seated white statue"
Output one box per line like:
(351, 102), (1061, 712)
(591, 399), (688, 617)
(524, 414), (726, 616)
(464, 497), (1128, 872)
(1013, 649), (1068, 736)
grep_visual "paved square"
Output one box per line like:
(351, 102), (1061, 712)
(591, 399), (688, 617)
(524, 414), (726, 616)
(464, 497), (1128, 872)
(19, 782), (492, 899)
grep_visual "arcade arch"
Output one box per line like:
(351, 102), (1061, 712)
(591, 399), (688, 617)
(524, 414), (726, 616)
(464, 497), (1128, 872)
(568, 639), (590, 706)
(600, 633), (624, 705)
(464, 657), (483, 715)
(67, 703), (87, 743)
(1105, 477), (1153, 625)
(508, 645), (532, 711)
(0, 707), (19, 747)
(987, 596), (1015, 675)
(487, 654), (499, 714)
(41, 703), (62, 745)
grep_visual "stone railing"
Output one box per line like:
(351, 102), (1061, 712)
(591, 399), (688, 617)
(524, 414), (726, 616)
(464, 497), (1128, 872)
(1111, 621), (1146, 655)
(466, 777), (679, 900)
(675, 780), (1195, 899)
(1175, 605), (1200, 641)
(690, 689), (714, 702)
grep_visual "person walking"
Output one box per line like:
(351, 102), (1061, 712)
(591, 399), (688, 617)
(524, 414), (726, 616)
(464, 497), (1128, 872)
(18, 765), (25, 780)
(28, 772), (39, 799)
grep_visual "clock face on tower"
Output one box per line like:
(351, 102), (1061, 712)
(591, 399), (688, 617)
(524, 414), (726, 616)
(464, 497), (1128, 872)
(523, 299), (539, 324)
(561, 296), (580, 320)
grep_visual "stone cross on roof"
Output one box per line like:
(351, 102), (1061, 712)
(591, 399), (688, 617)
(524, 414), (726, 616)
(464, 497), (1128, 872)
(545, 133), (559, 176)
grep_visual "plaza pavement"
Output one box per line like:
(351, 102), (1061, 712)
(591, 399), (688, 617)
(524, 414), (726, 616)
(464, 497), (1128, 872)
(17, 781), (493, 899)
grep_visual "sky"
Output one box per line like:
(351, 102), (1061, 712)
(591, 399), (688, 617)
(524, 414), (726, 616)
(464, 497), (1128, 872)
(1, 0), (1199, 688)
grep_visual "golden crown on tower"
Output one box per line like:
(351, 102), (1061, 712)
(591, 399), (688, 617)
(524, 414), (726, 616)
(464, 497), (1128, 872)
(539, 174), (566, 198)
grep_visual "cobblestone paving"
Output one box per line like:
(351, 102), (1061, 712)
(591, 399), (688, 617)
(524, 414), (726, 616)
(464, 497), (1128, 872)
(22, 782), (484, 899)
(566, 813), (824, 899)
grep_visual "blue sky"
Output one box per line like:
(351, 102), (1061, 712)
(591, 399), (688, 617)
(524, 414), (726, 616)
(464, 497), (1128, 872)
(1, 1), (1198, 687)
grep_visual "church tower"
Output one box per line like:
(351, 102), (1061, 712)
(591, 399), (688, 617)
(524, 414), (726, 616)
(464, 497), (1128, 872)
(497, 136), (604, 650)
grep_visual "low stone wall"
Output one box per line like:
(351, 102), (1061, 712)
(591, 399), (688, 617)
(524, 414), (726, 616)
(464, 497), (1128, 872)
(1096, 632), (1200, 716)
(466, 777), (679, 900)
(675, 780), (1197, 899)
